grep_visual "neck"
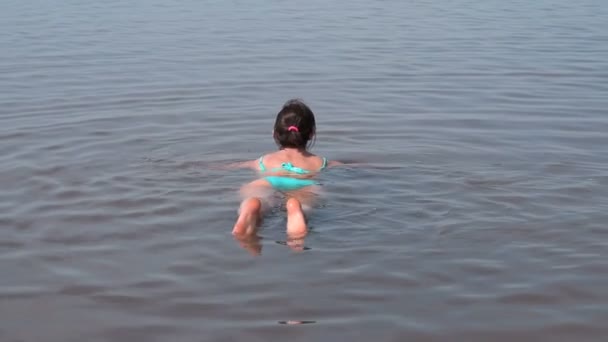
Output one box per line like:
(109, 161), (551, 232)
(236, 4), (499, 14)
(281, 147), (307, 153)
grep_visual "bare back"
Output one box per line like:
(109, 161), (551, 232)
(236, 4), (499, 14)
(257, 148), (324, 173)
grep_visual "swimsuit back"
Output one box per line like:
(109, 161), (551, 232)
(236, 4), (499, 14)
(258, 156), (327, 191)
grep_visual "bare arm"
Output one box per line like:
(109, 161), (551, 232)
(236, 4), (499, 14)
(211, 160), (258, 170)
(327, 160), (368, 168)
(327, 160), (344, 167)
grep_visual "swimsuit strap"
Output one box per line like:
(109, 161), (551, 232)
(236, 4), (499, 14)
(320, 157), (328, 170)
(258, 156), (267, 172)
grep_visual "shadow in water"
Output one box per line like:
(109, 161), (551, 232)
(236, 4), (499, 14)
(233, 234), (263, 256)
(232, 233), (313, 255)
(275, 239), (311, 252)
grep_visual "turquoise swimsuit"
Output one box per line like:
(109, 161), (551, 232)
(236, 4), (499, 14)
(259, 156), (327, 191)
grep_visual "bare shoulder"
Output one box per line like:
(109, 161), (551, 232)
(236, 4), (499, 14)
(303, 153), (341, 169)
(259, 151), (283, 164)
(302, 153), (328, 170)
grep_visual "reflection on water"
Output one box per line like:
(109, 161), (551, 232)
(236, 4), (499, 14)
(2, 0), (608, 341)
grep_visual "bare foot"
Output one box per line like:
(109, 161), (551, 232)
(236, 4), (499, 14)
(232, 198), (262, 236)
(286, 197), (307, 238)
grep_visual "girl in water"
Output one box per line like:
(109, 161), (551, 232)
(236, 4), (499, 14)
(230, 99), (340, 238)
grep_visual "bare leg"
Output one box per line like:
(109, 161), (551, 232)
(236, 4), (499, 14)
(232, 179), (271, 236)
(232, 197), (262, 236)
(286, 197), (307, 238)
(289, 184), (322, 213)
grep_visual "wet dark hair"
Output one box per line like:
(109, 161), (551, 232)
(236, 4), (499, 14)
(273, 99), (316, 149)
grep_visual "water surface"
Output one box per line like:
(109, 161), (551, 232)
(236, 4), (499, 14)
(1, 0), (608, 341)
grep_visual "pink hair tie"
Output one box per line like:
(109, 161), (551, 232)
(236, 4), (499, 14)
(287, 126), (299, 132)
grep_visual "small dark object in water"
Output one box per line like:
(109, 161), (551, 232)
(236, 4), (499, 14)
(278, 320), (316, 325)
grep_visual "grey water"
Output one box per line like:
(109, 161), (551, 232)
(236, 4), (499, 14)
(1, 0), (608, 341)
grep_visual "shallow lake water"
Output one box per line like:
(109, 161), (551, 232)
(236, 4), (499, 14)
(1, 0), (608, 341)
